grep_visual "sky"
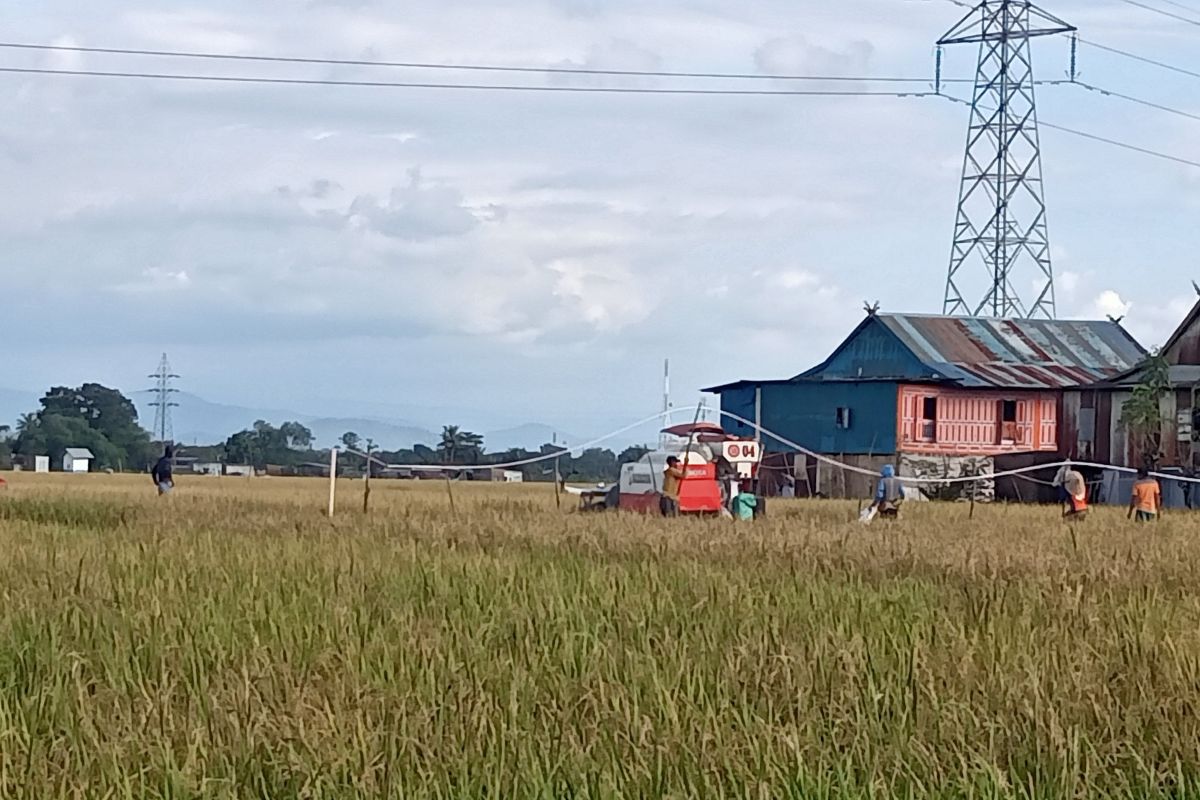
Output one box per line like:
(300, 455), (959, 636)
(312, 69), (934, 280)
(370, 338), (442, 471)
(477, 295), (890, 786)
(2, 0), (1200, 439)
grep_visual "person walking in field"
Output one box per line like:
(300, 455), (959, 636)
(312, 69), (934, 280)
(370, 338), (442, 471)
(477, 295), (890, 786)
(868, 464), (904, 520)
(1129, 468), (1162, 523)
(152, 445), (175, 496)
(1056, 464), (1088, 520)
(660, 456), (685, 517)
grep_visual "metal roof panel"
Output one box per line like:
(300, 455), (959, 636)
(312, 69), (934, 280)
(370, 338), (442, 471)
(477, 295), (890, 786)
(875, 314), (1145, 389)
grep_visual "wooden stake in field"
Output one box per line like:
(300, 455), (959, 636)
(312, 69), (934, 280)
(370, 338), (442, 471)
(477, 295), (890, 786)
(553, 435), (562, 511)
(362, 439), (375, 515)
(445, 474), (457, 515)
(327, 447), (338, 518)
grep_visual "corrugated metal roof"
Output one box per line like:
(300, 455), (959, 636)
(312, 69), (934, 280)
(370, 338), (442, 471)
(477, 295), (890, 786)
(64, 448), (94, 459)
(878, 315), (1145, 389)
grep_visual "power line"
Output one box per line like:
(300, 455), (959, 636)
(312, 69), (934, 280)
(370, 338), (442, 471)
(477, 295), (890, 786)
(0, 40), (974, 84)
(942, 93), (1200, 168)
(1077, 38), (1200, 82)
(1114, 0), (1200, 26)
(1043, 78), (1200, 123)
(1040, 118), (1200, 167)
(1155, 0), (1200, 15)
(5, 42), (1198, 169)
(0, 65), (943, 96)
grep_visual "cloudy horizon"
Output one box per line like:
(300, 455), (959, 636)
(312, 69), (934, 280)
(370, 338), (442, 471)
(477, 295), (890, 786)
(3, 0), (1198, 435)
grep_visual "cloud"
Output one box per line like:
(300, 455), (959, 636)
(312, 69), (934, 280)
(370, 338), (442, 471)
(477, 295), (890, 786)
(754, 35), (875, 76)
(349, 169), (481, 240)
(45, 36), (85, 71)
(4, 0), (1199, 430)
(1089, 289), (1132, 320)
(549, 38), (664, 86)
(1058, 269), (1081, 296)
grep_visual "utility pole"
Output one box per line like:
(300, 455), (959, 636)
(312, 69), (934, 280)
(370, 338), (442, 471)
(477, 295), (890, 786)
(660, 358), (671, 450)
(147, 354), (180, 444)
(940, 0), (1074, 319)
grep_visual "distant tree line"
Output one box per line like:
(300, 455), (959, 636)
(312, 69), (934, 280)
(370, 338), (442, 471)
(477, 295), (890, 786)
(10, 384), (156, 470)
(2, 384), (653, 482)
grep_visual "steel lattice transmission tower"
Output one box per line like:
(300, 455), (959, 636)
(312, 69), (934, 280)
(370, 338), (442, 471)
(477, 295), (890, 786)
(940, 1), (1075, 319)
(147, 354), (181, 444)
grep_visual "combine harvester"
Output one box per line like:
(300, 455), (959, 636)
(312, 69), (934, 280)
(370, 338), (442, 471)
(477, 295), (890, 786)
(568, 422), (764, 516)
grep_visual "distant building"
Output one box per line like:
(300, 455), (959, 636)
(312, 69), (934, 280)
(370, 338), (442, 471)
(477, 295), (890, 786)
(706, 311), (1145, 499)
(1063, 297), (1200, 508)
(193, 462), (224, 476)
(1065, 297), (1200, 470)
(62, 448), (94, 473)
(224, 465), (253, 478)
(13, 455), (50, 473)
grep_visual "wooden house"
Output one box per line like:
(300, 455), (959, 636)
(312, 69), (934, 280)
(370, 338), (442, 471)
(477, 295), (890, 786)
(1064, 297), (1200, 472)
(706, 311), (1145, 498)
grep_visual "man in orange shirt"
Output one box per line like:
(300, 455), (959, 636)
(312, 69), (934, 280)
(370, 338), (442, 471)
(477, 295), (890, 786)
(1129, 468), (1162, 523)
(660, 456), (686, 517)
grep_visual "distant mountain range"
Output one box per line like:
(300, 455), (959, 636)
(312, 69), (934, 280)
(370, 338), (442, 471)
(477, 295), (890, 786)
(0, 386), (597, 453)
(129, 392), (584, 452)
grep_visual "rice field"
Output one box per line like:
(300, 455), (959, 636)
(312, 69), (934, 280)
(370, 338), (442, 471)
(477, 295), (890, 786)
(1, 472), (1199, 799)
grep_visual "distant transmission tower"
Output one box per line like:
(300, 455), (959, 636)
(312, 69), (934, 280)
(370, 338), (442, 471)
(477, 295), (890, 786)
(147, 354), (180, 444)
(939, 1), (1075, 319)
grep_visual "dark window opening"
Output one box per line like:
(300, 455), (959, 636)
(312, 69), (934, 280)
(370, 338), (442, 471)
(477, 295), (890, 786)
(835, 407), (852, 430)
(921, 397), (937, 441)
(999, 399), (1019, 443)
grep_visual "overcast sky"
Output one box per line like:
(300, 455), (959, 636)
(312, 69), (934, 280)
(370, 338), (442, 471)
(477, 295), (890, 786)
(3, 0), (1199, 436)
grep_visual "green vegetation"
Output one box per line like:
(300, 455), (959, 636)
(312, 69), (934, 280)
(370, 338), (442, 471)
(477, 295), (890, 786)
(13, 383), (155, 470)
(223, 420), (317, 468)
(0, 475), (1199, 798)
(1121, 352), (1172, 466)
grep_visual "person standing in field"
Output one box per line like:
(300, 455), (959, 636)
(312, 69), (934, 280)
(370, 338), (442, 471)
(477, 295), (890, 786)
(1129, 468), (1162, 523)
(151, 445), (174, 496)
(869, 464), (904, 520)
(1058, 465), (1088, 520)
(660, 456), (685, 517)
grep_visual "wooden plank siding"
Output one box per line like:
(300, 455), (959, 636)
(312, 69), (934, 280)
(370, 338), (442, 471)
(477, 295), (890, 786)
(897, 385), (1058, 455)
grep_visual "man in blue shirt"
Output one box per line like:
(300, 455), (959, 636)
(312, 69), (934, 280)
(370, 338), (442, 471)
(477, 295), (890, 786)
(870, 464), (904, 519)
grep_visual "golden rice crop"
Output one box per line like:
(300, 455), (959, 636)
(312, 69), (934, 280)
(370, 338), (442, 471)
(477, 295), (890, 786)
(1, 472), (1199, 799)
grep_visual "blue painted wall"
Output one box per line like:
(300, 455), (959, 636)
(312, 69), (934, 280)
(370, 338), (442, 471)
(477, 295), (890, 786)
(719, 381), (899, 455)
(803, 318), (930, 381)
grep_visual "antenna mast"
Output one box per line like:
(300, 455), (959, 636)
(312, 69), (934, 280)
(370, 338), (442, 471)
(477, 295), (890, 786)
(940, 0), (1074, 319)
(147, 353), (181, 444)
(660, 358), (671, 449)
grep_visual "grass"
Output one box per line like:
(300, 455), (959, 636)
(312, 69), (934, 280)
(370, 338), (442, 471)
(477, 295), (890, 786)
(0, 473), (1199, 798)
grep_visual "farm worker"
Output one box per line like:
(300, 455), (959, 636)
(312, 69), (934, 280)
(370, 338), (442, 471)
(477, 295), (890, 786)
(152, 445), (174, 496)
(1058, 465), (1088, 519)
(732, 492), (758, 521)
(715, 455), (738, 510)
(660, 456), (685, 517)
(869, 465), (904, 519)
(781, 473), (796, 499)
(1129, 468), (1162, 523)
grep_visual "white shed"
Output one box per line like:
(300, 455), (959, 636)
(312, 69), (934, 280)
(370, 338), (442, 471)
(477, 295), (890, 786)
(62, 448), (94, 473)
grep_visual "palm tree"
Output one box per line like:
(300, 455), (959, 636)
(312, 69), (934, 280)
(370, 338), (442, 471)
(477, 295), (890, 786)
(438, 426), (485, 464)
(439, 425), (464, 464)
